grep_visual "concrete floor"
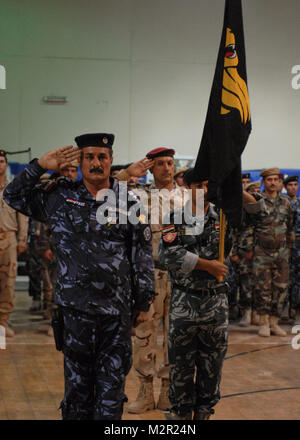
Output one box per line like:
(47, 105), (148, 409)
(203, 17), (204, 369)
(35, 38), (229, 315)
(0, 288), (299, 420)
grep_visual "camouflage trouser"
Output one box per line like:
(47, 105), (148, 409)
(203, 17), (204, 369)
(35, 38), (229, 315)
(0, 232), (17, 320)
(27, 250), (43, 300)
(60, 308), (132, 420)
(168, 288), (228, 416)
(226, 261), (238, 308)
(253, 245), (290, 317)
(42, 259), (57, 319)
(132, 268), (171, 379)
(237, 256), (254, 311)
(288, 242), (300, 308)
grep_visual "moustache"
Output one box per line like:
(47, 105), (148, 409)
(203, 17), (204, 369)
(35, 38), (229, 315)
(89, 168), (104, 174)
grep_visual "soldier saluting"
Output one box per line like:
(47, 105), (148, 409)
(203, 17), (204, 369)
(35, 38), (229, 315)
(3, 134), (155, 420)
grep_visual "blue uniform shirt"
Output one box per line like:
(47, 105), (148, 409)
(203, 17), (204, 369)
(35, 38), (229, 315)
(4, 159), (155, 316)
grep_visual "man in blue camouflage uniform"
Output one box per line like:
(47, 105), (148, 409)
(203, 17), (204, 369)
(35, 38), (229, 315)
(3, 133), (155, 420)
(158, 168), (261, 420)
(284, 175), (300, 322)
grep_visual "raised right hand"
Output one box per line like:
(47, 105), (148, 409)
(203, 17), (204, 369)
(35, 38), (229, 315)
(38, 145), (81, 172)
(126, 158), (155, 178)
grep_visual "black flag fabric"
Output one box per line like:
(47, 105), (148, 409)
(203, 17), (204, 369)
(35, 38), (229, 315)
(193, 0), (251, 227)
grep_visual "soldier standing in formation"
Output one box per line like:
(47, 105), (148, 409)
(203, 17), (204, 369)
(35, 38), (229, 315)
(158, 168), (262, 420)
(242, 172), (251, 188)
(252, 168), (295, 337)
(231, 180), (261, 327)
(117, 147), (185, 414)
(283, 175), (300, 322)
(4, 134), (155, 420)
(174, 166), (189, 188)
(0, 149), (28, 338)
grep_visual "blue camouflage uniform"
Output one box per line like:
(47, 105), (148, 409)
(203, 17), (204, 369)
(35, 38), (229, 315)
(158, 202), (231, 418)
(3, 159), (155, 420)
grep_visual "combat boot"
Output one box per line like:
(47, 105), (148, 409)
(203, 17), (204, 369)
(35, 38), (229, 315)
(165, 411), (192, 420)
(193, 408), (215, 420)
(238, 308), (251, 327)
(251, 309), (260, 326)
(127, 377), (155, 414)
(157, 378), (171, 411)
(270, 316), (287, 336)
(258, 314), (270, 337)
(280, 303), (290, 321)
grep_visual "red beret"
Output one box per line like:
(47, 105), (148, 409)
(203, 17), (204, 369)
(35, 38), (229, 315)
(146, 147), (175, 159)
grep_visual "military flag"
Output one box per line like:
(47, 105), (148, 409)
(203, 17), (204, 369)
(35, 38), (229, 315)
(193, 0), (251, 227)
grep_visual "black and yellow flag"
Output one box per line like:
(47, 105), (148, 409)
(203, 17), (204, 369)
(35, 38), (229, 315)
(193, 0), (251, 227)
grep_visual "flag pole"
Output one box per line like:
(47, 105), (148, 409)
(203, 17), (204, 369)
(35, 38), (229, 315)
(218, 209), (226, 282)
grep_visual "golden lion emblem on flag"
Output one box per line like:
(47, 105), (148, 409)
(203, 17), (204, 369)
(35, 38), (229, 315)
(221, 28), (250, 124)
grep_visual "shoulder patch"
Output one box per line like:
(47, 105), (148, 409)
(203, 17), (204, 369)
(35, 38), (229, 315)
(163, 232), (178, 243)
(143, 225), (152, 242)
(162, 225), (176, 234)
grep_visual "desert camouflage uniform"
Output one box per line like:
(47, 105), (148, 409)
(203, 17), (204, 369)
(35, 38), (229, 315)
(123, 178), (185, 381)
(158, 202), (231, 417)
(4, 159), (154, 420)
(252, 193), (295, 317)
(0, 177), (28, 323)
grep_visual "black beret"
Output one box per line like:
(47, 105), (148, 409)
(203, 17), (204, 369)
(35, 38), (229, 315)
(284, 175), (299, 185)
(242, 173), (250, 179)
(74, 133), (115, 149)
(183, 167), (206, 186)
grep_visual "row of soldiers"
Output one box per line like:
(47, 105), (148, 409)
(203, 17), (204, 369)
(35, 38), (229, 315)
(229, 170), (299, 336)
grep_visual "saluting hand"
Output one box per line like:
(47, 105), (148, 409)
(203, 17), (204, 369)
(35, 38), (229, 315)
(126, 158), (155, 178)
(38, 145), (81, 172)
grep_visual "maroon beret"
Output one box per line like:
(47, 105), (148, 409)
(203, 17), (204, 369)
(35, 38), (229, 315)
(146, 147), (175, 159)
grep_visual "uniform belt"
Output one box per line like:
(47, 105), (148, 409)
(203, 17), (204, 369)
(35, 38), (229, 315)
(173, 283), (228, 297)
